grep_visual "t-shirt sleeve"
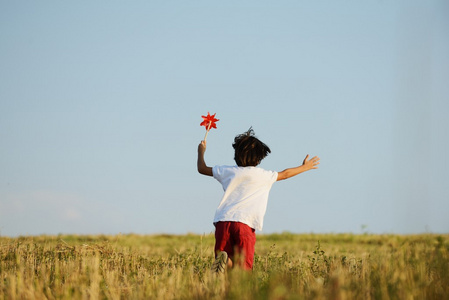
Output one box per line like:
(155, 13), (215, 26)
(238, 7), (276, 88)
(212, 165), (223, 182)
(269, 171), (278, 183)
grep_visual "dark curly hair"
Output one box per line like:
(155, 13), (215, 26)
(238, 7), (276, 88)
(233, 127), (271, 167)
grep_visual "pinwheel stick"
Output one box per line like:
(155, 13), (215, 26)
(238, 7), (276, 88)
(204, 121), (212, 142)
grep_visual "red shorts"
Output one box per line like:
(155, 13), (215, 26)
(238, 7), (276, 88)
(214, 221), (256, 270)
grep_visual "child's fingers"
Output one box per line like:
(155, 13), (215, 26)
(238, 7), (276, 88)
(302, 154), (309, 165)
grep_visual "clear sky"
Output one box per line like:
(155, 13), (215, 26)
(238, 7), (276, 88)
(1, 1), (448, 236)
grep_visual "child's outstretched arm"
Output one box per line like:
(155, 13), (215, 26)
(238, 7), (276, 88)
(277, 154), (320, 181)
(197, 140), (213, 176)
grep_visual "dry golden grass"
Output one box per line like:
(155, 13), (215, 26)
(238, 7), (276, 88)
(1, 233), (448, 299)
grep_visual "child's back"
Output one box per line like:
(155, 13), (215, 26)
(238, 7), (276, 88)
(212, 165), (278, 231)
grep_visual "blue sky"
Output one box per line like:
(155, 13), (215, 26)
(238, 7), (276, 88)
(1, 1), (448, 236)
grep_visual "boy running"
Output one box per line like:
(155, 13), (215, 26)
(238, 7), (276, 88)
(197, 128), (320, 271)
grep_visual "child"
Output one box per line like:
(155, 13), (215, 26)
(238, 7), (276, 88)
(197, 128), (320, 272)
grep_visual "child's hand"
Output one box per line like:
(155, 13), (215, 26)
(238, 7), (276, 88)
(302, 154), (320, 170)
(198, 140), (207, 154)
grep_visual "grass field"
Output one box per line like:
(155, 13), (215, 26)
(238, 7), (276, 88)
(1, 233), (448, 299)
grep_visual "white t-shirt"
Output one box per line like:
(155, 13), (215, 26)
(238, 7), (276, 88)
(212, 165), (278, 231)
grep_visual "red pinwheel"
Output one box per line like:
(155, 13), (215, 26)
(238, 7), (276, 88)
(200, 112), (219, 141)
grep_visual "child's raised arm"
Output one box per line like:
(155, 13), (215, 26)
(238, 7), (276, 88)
(277, 154), (320, 181)
(197, 140), (213, 176)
